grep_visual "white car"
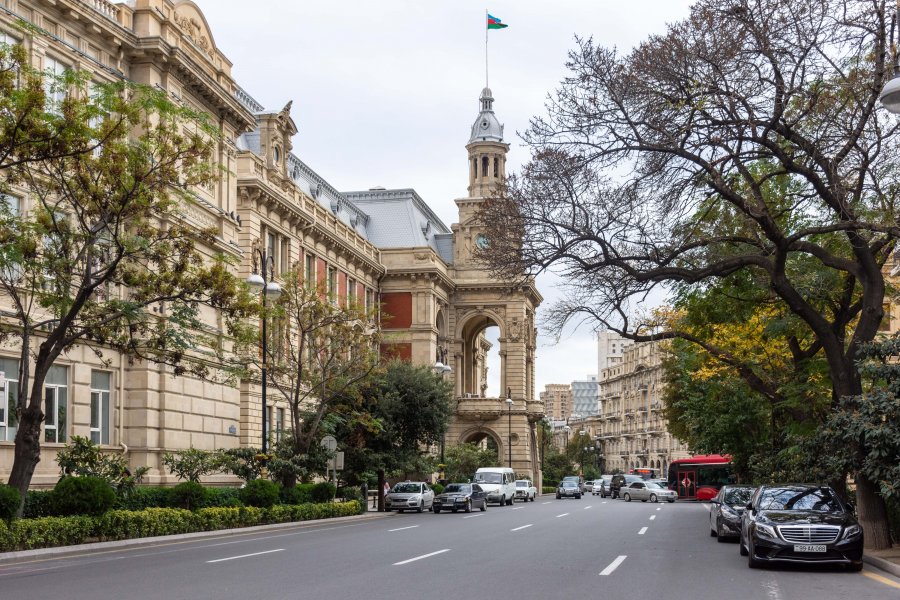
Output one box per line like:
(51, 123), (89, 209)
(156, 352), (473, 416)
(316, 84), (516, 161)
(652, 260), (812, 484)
(621, 481), (677, 503)
(514, 479), (537, 502)
(385, 481), (435, 513)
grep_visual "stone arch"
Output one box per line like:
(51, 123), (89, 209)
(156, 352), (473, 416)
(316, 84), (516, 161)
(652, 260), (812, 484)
(458, 426), (501, 459)
(457, 311), (504, 397)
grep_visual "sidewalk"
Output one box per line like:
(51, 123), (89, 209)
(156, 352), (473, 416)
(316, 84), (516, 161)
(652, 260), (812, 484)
(863, 546), (900, 578)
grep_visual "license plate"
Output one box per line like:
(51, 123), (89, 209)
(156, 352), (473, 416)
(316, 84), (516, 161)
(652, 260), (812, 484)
(793, 545), (826, 553)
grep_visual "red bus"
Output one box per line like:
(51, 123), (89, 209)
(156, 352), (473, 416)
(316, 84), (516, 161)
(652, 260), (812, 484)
(666, 455), (732, 500)
(629, 467), (659, 480)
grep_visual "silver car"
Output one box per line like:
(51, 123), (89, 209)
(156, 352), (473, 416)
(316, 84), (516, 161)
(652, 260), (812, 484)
(385, 481), (435, 513)
(621, 480), (677, 503)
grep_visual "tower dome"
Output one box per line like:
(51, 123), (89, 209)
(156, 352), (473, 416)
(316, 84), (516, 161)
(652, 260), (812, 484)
(469, 87), (504, 143)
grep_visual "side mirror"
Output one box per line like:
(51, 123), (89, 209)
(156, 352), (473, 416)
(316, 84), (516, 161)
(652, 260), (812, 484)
(710, 499), (720, 505)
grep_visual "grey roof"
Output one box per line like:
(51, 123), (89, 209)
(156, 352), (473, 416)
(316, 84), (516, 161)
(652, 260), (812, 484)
(343, 188), (452, 257)
(434, 233), (454, 265)
(468, 87), (504, 144)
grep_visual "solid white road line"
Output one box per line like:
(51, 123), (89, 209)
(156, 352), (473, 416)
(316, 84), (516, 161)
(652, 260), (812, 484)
(462, 514), (483, 519)
(649, 515), (656, 521)
(638, 527), (648, 535)
(584, 506), (592, 510)
(511, 524), (533, 532)
(393, 549), (451, 566)
(207, 549), (284, 563)
(600, 555), (627, 576)
(388, 525), (420, 532)
(556, 513), (569, 518)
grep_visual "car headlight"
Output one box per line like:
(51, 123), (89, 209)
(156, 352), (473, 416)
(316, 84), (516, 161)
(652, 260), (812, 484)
(842, 524), (862, 540)
(755, 523), (778, 540)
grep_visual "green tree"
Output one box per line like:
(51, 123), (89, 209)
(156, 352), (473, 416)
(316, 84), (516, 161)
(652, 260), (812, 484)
(542, 447), (574, 487)
(338, 360), (453, 510)
(0, 43), (254, 510)
(250, 272), (380, 486)
(161, 448), (226, 483)
(477, 0), (899, 547)
(443, 443), (498, 483)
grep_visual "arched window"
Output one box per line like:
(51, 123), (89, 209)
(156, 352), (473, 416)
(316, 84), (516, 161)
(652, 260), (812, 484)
(473, 157), (477, 178)
(494, 157), (499, 177)
(482, 156), (489, 179)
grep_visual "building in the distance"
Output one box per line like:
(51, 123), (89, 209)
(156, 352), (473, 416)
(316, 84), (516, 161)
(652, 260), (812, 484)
(598, 331), (633, 376)
(598, 340), (689, 475)
(571, 375), (600, 417)
(540, 383), (572, 421)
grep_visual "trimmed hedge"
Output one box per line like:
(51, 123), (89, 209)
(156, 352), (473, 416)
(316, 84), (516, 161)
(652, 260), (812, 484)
(542, 487), (556, 494)
(281, 484), (314, 505)
(0, 484), (20, 522)
(239, 479), (280, 508)
(310, 482), (336, 503)
(51, 477), (116, 516)
(170, 482), (208, 511)
(0, 501), (362, 552)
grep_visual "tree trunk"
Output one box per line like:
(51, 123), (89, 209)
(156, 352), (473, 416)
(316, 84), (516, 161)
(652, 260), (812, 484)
(7, 404), (44, 517)
(856, 472), (893, 550)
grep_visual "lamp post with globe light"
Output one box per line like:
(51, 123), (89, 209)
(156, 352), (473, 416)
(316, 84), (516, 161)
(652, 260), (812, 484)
(433, 346), (452, 468)
(245, 243), (281, 458)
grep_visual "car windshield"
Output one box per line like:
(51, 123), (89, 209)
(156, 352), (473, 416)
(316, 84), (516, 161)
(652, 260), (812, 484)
(516, 481), (530, 488)
(443, 484), (470, 494)
(647, 482), (667, 489)
(758, 487), (842, 512)
(474, 473), (502, 484)
(724, 488), (754, 505)
(392, 483), (422, 494)
(561, 482), (577, 488)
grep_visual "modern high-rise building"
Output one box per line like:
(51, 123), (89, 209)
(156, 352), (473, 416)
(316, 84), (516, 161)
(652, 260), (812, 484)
(540, 384), (572, 421)
(571, 375), (600, 417)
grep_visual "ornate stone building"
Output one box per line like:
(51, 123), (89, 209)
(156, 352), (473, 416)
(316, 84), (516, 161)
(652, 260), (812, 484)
(0, 0), (543, 487)
(598, 340), (689, 475)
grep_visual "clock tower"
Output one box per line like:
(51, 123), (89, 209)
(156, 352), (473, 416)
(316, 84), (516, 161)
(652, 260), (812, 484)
(454, 87), (510, 267)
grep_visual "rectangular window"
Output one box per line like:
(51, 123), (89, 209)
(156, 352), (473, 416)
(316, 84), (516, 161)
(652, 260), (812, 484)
(266, 231), (278, 274)
(327, 266), (337, 302)
(348, 278), (356, 308)
(275, 408), (284, 442)
(280, 237), (290, 275)
(43, 56), (69, 113)
(305, 253), (315, 288)
(42, 365), (68, 443)
(0, 358), (19, 443)
(90, 370), (111, 445)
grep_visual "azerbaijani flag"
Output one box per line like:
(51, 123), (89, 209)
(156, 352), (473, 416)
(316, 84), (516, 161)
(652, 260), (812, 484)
(487, 14), (508, 29)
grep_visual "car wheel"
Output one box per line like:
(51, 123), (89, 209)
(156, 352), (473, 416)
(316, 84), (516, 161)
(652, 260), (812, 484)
(465, 499), (472, 513)
(508, 496), (514, 506)
(433, 507), (441, 514)
(480, 500), (487, 512)
(417, 502), (424, 514)
(747, 539), (762, 569)
(650, 494), (658, 503)
(739, 534), (749, 556)
(624, 493), (631, 502)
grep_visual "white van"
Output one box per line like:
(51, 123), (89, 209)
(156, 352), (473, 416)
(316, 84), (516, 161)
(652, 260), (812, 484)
(473, 467), (516, 506)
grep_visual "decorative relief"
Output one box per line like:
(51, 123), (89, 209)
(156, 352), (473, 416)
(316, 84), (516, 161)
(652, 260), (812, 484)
(174, 12), (211, 54)
(414, 252), (432, 262)
(507, 317), (522, 342)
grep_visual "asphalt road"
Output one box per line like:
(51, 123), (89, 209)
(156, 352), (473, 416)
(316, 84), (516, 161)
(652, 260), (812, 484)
(0, 496), (898, 600)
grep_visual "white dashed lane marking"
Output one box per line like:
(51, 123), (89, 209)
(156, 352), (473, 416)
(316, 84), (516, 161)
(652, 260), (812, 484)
(393, 549), (451, 566)
(556, 513), (569, 518)
(638, 527), (648, 535)
(388, 526), (419, 532)
(600, 555), (627, 576)
(510, 524), (532, 532)
(649, 515), (656, 521)
(207, 549), (284, 564)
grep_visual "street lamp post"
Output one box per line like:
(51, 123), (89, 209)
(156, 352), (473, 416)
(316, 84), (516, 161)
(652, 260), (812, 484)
(246, 244), (281, 459)
(433, 347), (452, 470)
(505, 387), (513, 469)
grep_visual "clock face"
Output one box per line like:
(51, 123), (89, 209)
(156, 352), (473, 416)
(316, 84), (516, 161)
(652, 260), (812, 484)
(475, 233), (489, 249)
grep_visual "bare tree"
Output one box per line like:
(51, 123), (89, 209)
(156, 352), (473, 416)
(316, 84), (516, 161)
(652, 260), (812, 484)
(478, 0), (898, 549)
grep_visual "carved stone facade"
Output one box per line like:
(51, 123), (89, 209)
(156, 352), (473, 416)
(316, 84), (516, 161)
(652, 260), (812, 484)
(0, 1), (543, 487)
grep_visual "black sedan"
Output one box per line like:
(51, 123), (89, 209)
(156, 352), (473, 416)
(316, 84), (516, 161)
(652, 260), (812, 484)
(710, 485), (755, 541)
(432, 483), (487, 513)
(739, 484), (863, 571)
(556, 480), (581, 499)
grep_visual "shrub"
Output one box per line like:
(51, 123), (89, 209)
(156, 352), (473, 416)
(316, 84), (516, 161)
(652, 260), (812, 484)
(310, 482), (336, 503)
(116, 487), (172, 511)
(430, 483), (444, 496)
(169, 481), (208, 511)
(23, 490), (55, 519)
(542, 487), (556, 495)
(162, 448), (225, 482)
(55, 437), (149, 495)
(281, 483), (315, 505)
(239, 479), (280, 508)
(96, 508), (198, 541)
(51, 476), (116, 516)
(0, 484), (21, 521)
(206, 487), (243, 508)
(219, 447), (264, 483)
(6, 516), (95, 550)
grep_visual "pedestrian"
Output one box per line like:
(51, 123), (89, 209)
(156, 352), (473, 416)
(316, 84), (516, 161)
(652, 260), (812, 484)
(383, 481), (390, 511)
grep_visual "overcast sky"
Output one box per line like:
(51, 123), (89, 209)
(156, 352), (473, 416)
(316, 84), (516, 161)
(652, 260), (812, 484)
(197, 1), (696, 398)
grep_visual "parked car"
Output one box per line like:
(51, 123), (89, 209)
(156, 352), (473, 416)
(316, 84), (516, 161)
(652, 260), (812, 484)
(710, 485), (755, 542)
(432, 483), (487, 513)
(556, 480), (582, 499)
(561, 475), (585, 493)
(385, 481), (435, 513)
(609, 474), (644, 499)
(594, 474), (613, 497)
(621, 480), (677, 503)
(515, 479), (537, 502)
(739, 484), (863, 571)
(584, 480), (595, 493)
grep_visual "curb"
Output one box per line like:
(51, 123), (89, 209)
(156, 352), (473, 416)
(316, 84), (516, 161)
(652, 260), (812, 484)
(863, 554), (900, 578)
(0, 511), (391, 565)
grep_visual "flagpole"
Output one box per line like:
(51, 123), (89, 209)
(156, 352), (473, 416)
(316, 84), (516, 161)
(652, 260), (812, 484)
(485, 8), (489, 88)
